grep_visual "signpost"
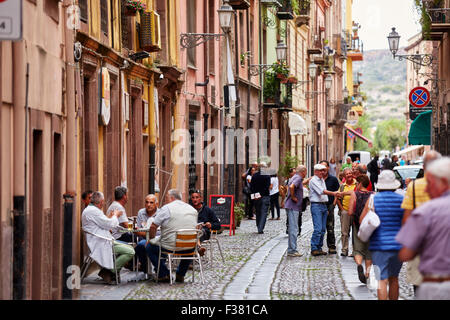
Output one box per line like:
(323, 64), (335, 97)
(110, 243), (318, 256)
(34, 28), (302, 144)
(0, 0), (22, 41)
(209, 195), (235, 236)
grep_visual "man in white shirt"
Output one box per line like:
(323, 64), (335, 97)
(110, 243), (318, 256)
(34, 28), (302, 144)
(147, 189), (199, 283)
(107, 186), (132, 243)
(309, 164), (339, 256)
(82, 191), (135, 284)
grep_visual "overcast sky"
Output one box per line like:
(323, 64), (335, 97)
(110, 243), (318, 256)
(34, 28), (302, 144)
(352, 0), (422, 51)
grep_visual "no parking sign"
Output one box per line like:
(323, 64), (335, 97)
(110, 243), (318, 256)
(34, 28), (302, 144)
(409, 87), (431, 108)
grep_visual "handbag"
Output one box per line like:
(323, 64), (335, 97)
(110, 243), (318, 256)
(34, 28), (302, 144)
(357, 194), (380, 242)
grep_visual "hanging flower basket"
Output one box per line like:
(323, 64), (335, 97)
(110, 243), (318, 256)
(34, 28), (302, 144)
(277, 73), (287, 80)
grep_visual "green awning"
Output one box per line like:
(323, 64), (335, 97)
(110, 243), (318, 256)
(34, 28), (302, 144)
(408, 110), (432, 145)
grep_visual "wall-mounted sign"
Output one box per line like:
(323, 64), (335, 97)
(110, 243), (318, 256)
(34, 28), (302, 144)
(409, 103), (432, 120)
(409, 87), (430, 108)
(100, 67), (111, 125)
(0, 0), (22, 41)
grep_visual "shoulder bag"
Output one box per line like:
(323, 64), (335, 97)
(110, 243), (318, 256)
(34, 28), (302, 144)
(357, 194), (380, 242)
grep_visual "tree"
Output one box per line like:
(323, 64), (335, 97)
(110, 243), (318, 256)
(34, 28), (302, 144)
(374, 118), (406, 152)
(354, 114), (373, 151)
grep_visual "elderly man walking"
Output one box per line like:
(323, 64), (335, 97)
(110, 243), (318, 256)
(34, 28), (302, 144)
(82, 191), (135, 284)
(284, 165), (307, 257)
(309, 164), (338, 256)
(397, 157), (450, 300)
(400, 150), (441, 295)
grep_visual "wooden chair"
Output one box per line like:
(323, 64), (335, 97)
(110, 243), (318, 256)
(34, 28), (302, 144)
(157, 229), (204, 285)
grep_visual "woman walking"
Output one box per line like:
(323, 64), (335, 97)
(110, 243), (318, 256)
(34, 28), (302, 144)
(348, 174), (374, 284)
(359, 170), (404, 300)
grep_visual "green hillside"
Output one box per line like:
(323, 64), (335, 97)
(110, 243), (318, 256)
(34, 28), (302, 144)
(353, 49), (407, 127)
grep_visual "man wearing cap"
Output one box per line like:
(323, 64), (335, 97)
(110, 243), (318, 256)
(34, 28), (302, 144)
(309, 164), (339, 256)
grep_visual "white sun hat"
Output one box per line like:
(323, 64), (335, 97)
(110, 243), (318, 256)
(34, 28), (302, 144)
(376, 170), (401, 190)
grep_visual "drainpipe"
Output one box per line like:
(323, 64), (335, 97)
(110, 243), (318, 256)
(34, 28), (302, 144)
(12, 38), (28, 299)
(62, 0), (77, 299)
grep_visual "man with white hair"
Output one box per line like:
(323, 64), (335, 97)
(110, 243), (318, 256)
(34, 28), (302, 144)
(145, 189), (198, 283)
(82, 191), (135, 284)
(396, 157), (450, 300)
(400, 150), (441, 294)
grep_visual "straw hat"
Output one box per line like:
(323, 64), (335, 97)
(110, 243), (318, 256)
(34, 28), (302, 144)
(377, 170), (401, 190)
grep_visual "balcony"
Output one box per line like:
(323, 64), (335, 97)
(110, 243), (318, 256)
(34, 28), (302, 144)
(229, 0), (251, 10)
(344, 30), (363, 61)
(307, 34), (323, 55)
(425, 5), (450, 40)
(330, 104), (351, 125)
(277, 0), (295, 20)
(294, 0), (310, 27)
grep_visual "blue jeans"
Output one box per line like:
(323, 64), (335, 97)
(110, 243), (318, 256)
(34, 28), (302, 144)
(310, 203), (328, 252)
(255, 196), (270, 233)
(135, 239), (149, 271)
(286, 209), (299, 253)
(146, 243), (193, 278)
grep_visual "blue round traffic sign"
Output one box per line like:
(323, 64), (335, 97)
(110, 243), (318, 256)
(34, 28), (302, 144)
(409, 87), (430, 108)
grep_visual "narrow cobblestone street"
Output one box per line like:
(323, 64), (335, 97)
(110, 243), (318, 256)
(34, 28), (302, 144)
(80, 208), (415, 301)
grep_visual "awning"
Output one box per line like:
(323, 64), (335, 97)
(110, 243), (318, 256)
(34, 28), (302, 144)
(393, 145), (425, 156)
(345, 125), (373, 148)
(408, 110), (431, 145)
(288, 112), (307, 135)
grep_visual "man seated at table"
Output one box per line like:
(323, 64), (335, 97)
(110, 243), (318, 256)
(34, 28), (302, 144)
(134, 194), (160, 273)
(82, 191), (135, 284)
(190, 190), (221, 256)
(146, 189), (199, 283)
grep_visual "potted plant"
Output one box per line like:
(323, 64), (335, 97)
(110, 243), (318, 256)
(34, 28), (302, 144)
(263, 70), (280, 103)
(123, 0), (147, 16)
(271, 60), (289, 80)
(234, 202), (245, 228)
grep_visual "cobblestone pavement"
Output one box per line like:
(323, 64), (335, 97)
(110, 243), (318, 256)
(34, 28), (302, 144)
(79, 207), (415, 300)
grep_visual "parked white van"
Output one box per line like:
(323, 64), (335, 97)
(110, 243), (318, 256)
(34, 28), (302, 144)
(343, 151), (371, 165)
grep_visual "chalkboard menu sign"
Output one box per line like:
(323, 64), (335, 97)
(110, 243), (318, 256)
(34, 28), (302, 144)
(209, 195), (235, 236)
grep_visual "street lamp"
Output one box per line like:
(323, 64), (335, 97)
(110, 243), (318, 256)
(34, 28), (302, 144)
(275, 41), (288, 61)
(217, 0), (234, 34)
(325, 74), (332, 90)
(387, 27), (432, 68)
(309, 62), (317, 79)
(180, 0), (235, 49)
(250, 41), (288, 76)
(343, 87), (349, 99)
(387, 27), (400, 57)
